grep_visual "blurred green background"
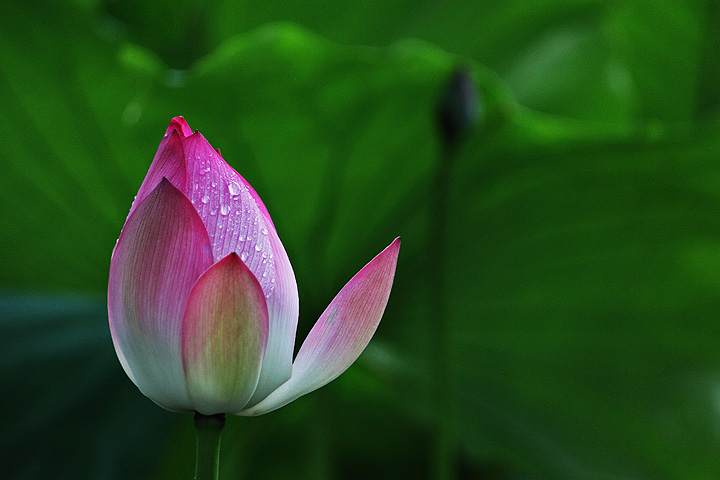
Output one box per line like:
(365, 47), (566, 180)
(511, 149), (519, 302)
(2, 0), (720, 478)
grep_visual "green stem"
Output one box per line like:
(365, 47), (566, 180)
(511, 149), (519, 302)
(194, 412), (226, 480)
(432, 66), (478, 479)
(431, 145), (455, 480)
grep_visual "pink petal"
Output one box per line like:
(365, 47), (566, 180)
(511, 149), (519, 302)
(180, 130), (299, 405)
(182, 253), (269, 415)
(126, 117), (195, 220)
(127, 129), (187, 220)
(108, 178), (214, 411)
(240, 238), (401, 416)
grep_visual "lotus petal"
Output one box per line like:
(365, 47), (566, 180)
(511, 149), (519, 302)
(128, 126), (187, 220)
(108, 178), (213, 411)
(182, 253), (269, 415)
(240, 238), (400, 416)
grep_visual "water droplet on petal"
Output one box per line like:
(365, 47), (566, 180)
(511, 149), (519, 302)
(220, 205), (230, 216)
(254, 244), (261, 252)
(201, 195), (210, 204)
(228, 181), (242, 196)
(241, 252), (248, 262)
(261, 228), (268, 235)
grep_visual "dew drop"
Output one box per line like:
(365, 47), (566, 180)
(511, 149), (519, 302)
(220, 205), (230, 216)
(262, 272), (267, 278)
(254, 244), (262, 252)
(241, 252), (248, 262)
(228, 181), (242, 196)
(261, 227), (268, 235)
(201, 195), (210, 204)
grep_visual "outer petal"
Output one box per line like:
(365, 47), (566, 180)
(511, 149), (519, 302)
(181, 131), (299, 405)
(108, 178), (214, 411)
(182, 253), (269, 415)
(240, 238), (400, 416)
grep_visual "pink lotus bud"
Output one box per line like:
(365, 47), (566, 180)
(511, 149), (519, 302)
(108, 117), (400, 415)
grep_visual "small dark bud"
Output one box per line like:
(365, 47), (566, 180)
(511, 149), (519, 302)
(436, 67), (481, 149)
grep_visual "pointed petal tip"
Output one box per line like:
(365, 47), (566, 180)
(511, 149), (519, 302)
(213, 253), (267, 304)
(165, 117), (193, 138)
(219, 251), (254, 274)
(388, 237), (401, 259)
(370, 237), (401, 268)
(154, 176), (185, 199)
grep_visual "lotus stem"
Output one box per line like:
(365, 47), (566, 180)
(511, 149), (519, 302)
(432, 66), (479, 479)
(194, 412), (226, 480)
(431, 145), (455, 480)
